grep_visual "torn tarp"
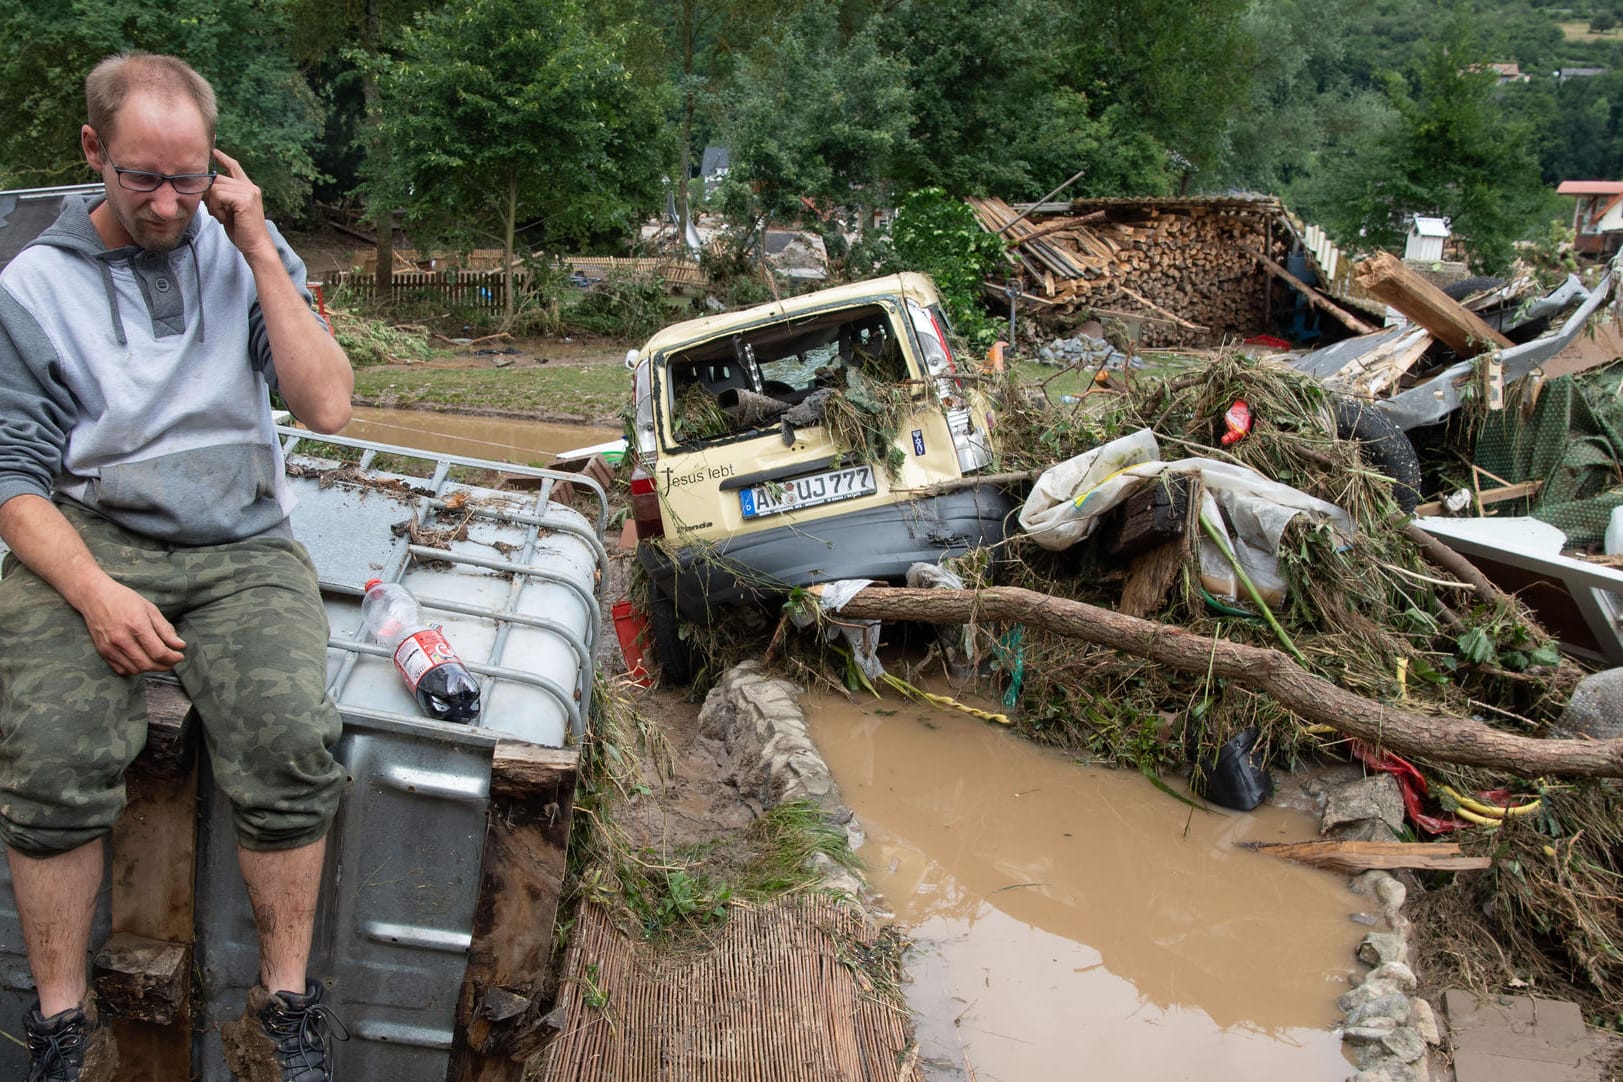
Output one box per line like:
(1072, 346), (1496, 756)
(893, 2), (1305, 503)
(1018, 429), (1353, 606)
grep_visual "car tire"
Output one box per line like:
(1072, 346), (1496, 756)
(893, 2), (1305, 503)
(648, 582), (699, 686)
(1440, 276), (1505, 301)
(1331, 397), (1422, 514)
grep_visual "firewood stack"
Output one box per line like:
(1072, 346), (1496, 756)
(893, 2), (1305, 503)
(968, 196), (1294, 347)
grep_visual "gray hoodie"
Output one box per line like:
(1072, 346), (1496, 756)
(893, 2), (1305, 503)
(0, 194), (323, 544)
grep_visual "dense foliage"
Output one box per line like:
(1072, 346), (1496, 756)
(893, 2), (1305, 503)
(3, 0), (1621, 273)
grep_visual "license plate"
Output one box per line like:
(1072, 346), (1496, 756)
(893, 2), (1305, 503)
(739, 465), (876, 518)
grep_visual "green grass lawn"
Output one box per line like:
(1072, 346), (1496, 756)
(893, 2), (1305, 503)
(351, 362), (630, 423)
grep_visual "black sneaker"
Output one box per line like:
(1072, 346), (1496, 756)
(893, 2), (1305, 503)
(23, 998), (118, 1082)
(225, 980), (350, 1082)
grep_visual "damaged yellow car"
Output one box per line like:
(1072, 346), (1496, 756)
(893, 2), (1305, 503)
(626, 272), (1016, 681)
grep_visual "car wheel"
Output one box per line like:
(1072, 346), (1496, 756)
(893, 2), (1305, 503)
(1331, 397), (1422, 514)
(1440, 276), (1505, 301)
(648, 582), (699, 685)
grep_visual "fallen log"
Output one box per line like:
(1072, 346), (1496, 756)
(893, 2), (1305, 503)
(1399, 522), (1519, 611)
(1240, 840), (1491, 874)
(1248, 248), (1376, 335)
(809, 584), (1623, 779)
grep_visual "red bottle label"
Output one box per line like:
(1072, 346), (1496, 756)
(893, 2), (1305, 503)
(392, 628), (461, 692)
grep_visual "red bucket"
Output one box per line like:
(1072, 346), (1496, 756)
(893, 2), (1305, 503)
(611, 599), (652, 687)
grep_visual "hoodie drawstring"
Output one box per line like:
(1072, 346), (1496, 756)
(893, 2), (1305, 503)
(96, 259), (128, 346)
(187, 235), (205, 344)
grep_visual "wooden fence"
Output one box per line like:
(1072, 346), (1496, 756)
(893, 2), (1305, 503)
(331, 258), (708, 313)
(332, 268), (513, 315)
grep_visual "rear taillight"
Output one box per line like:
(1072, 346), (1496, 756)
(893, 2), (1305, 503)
(926, 307), (957, 375)
(630, 465), (663, 539)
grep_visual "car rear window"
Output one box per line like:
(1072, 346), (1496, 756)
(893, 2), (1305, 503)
(663, 303), (909, 445)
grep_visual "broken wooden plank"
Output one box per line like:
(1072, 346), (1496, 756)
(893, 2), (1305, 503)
(448, 743), (579, 1081)
(1322, 326), (1434, 398)
(93, 933), (188, 1025)
(1353, 251), (1513, 357)
(1001, 215), (1099, 249)
(1414, 480), (1544, 518)
(101, 679), (198, 1081)
(1119, 478), (1201, 618)
(1104, 475), (1196, 560)
(1113, 285), (1210, 332)
(1249, 248), (1377, 335)
(1240, 840), (1491, 873)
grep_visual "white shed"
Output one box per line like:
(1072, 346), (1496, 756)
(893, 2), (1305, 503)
(1405, 216), (1450, 262)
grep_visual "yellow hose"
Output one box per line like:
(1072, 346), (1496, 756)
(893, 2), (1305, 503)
(1438, 783), (1542, 820)
(1449, 803), (1503, 828)
(881, 674), (1011, 725)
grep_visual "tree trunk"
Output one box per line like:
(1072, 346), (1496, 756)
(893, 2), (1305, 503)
(812, 585), (1623, 779)
(502, 171), (518, 328)
(362, 0), (393, 302)
(676, 0), (697, 247)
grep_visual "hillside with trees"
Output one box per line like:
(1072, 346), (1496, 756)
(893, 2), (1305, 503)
(3, 0), (1620, 279)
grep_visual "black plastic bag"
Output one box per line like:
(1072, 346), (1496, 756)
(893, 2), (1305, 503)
(1190, 727), (1274, 811)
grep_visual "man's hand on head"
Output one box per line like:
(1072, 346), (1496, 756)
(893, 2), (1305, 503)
(204, 148), (274, 262)
(76, 578), (187, 675)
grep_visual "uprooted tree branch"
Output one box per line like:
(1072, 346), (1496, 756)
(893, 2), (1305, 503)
(812, 584), (1623, 779)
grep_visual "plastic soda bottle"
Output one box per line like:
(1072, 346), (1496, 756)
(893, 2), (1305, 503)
(361, 579), (482, 723)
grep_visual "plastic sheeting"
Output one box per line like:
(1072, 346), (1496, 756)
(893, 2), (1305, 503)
(792, 578), (884, 680)
(1018, 429), (1353, 605)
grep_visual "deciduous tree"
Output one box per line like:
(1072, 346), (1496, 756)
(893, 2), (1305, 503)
(0, 0), (322, 217)
(365, 0), (667, 324)
(1290, 15), (1557, 272)
(715, 2), (911, 239)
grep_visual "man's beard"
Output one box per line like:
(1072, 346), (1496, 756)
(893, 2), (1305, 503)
(119, 205), (190, 253)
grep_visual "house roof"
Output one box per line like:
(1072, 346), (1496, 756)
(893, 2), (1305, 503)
(1410, 216), (1450, 237)
(1557, 180), (1623, 196)
(700, 146), (730, 177)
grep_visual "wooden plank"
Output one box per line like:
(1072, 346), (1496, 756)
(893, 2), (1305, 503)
(1323, 327), (1434, 398)
(99, 680), (198, 1081)
(448, 743), (579, 1082)
(93, 933), (188, 1024)
(1414, 480), (1544, 517)
(1353, 251), (1513, 356)
(1104, 474), (1195, 559)
(1241, 839), (1491, 873)
(1114, 285), (1209, 332)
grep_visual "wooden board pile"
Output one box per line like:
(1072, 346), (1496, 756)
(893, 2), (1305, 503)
(968, 196), (1293, 347)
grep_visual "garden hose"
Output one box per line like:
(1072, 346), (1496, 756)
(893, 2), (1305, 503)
(1448, 803), (1502, 829)
(1437, 783), (1542, 820)
(882, 673), (1011, 726)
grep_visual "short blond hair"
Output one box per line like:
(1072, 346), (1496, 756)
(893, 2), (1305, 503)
(85, 52), (217, 144)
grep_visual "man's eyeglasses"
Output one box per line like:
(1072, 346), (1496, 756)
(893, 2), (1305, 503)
(95, 132), (216, 195)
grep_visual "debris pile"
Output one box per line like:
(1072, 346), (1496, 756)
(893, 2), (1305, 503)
(622, 236), (1623, 1041)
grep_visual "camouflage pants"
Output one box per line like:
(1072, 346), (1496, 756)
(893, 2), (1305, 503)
(0, 504), (344, 857)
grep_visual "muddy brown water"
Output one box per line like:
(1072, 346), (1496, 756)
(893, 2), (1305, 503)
(339, 405), (621, 464)
(805, 691), (1362, 1081)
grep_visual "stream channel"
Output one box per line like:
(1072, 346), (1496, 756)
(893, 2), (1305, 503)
(341, 404), (621, 464)
(806, 690), (1362, 1081)
(357, 408), (1365, 1081)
